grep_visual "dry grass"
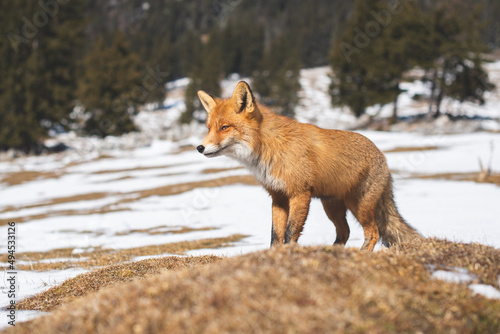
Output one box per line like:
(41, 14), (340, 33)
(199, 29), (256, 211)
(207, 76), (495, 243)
(394, 238), (500, 289)
(201, 166), (245, 174)
(384, 146), (440, 153)
(2, 234), (247, 271)
(91, 163), (185, 175)
(8, 239), (500, 334)
(3, 170), (60, 185)
(0, 207), (128, 226)
(410, 172), (500, 186)
(99, 175), (135, 182)
(0, 170), (62, 186)
(0, 192), (111, 214)
(16, 255), (222, 312)
(174, 145), (196, 154)
(114, 225), (217, 236)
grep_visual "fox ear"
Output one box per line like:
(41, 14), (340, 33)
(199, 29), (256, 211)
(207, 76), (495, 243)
(197, 90), (217, 114)
(232, 81), (256, 116)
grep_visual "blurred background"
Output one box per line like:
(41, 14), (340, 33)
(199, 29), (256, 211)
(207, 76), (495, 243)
(1, 0), (499, 153)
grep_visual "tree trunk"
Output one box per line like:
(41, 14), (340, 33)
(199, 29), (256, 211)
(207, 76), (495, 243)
(391, 93), (399, 125)
(428, 69), (437, 116)
(435, 85), (444, 118)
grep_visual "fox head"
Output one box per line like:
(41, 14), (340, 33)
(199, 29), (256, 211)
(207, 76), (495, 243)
(196, 81), (263, 163)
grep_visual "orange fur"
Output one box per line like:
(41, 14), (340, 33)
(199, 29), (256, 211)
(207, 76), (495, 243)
(197, 82), (422, 250)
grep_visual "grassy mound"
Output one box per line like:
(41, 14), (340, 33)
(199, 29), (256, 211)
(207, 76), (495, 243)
(8, 239), (500, 333)
(16, 255), (222, 312)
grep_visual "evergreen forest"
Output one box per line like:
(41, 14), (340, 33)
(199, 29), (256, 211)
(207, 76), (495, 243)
(1, 0), (499, 152)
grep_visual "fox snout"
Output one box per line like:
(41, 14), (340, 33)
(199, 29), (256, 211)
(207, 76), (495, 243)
(197, 144), (222, 157)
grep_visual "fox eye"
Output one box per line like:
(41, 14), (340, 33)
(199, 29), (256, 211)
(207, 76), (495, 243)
(220, 125), (230, 131)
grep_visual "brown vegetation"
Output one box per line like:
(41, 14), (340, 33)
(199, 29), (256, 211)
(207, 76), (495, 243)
(410, 172), (500, 186)
(16, 255), (222, 312)
(0, 206), (127, 226)
(91, 163), (188, 175)
(201, 167), (244, 174)
(174, 145), (196, 154)
(1, 234), (246, 271)
(0, 192), (111, 215)
(0, 170), (62, 186)
(383, 146), (440, 153)
(8, 239), (500, 334)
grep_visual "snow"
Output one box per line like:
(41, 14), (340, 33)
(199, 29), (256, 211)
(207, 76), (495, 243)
(1, 269), (85, 302)
(397, 179), (500, 246)
(1, 64), (500, 328)
(430, 266), (500, 301)
(362, 131), (500, 174)
(295, 67), (358, 129)
(431, 267), (476, 284)
(0, 269), (85, 328)
(469, 284), (500, 300)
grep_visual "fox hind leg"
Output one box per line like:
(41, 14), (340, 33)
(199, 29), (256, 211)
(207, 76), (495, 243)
(349, 196), (380, 252)
(359, 218), (379, 251)
(321, 197), (350, 246)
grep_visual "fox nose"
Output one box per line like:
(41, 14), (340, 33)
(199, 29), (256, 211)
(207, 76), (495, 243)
(197, 145), (205, 153)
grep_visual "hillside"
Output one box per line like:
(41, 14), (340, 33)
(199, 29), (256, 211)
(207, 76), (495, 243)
(5, 239), (500, 333)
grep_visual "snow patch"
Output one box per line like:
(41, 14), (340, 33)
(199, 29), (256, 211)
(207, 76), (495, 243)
(429, 266), (500, 301)
(431, 267), (476, 284)
(469, 284), (500, 300)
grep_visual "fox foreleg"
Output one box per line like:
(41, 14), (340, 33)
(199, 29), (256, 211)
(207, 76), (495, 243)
(283, 192), (311, 244)
(270, 192), (289, 246)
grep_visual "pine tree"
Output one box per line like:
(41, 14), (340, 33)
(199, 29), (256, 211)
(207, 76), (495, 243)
(252, 35), (302, 117)
(78, 32), (143, 137)
(329, 0), (424, 119)
(234, 24), (265, 77)
(182, 30), (223, 124)
(174, 30), (204, 81)
(0, 0), (85, 152)
(445, 57), (495, 106)
(422, 2), (494, 117)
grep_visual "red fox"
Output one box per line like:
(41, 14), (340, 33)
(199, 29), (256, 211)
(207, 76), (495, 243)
(196, 81), (422, 251)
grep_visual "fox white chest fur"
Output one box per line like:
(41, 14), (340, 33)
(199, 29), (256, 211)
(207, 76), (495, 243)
(226, 141), (286, 193)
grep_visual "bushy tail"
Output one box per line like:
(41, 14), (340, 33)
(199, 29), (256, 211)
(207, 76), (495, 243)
(376, 179), (422, 247)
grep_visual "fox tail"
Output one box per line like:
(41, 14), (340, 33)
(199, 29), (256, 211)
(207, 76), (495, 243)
(376, 178), (423, 247)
